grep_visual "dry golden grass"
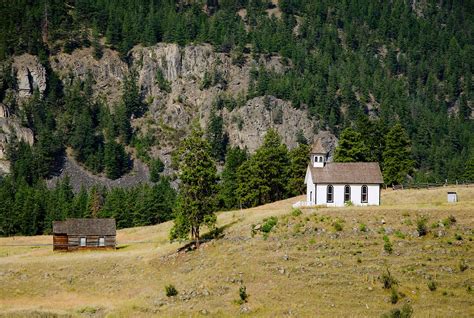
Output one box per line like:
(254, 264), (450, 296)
(0, 186), (473, 317)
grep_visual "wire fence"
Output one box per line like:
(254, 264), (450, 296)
(389, 181), (474, 190)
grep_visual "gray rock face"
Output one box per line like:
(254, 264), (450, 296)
(50, 47), (127, 105)
(129, 43), (312, 156)
(312, 131), (338, 160)
(6, 42), (337, 181)
(224, 96), (316, 152)
(0, 116), (34, 174)
(0, 103), (9, 118)
(12, 54), (47, 98)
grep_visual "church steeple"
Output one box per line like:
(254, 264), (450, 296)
(310, 139), (327, 168)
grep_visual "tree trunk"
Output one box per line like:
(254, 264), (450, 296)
(195, 227), (200, 248)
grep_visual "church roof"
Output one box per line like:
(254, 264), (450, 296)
(309, 162), (384, 184)
(311, 139), (326, 154)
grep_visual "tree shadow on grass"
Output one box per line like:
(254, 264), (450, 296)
(176, 220), (240, 253)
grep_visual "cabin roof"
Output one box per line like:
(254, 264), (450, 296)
(309, 162), (384, 184)
(310, 139), (326, 154)
(53, 218), (116, 236)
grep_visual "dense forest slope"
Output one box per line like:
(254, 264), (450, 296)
(0, 1), (473, 236)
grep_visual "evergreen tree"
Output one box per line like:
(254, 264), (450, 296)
(237, 129), (290, 207)
(207, 110), (229, 161)
(149, 158), (165, 183)
(122, 70), (145, 118)
(104, 140), (129, 180)
(92, 24), (103, 60)
(170, 127), (218, 247)
(383, 123), (414, 185)
(218, 146), (247, 209)
(463, 154), (474, 182)
(287, 143), (310, 196)
(334, 127), (369, 162)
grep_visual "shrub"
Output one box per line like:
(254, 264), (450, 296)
(333, 220), (343, 232)
(150, 158), (165, 183)
(427, 280), (437, 291)
(381, 304), (414, 318)
(390, 288), (399, 304)
(156, 69), (171, 93)
(395, 230), (405, 239)
(381, 268), (398, 289)
(454, 233), (463, 241)
(291, 208), (302, 217)
(383, 235), (393, 254)
(165, 284), (178, 297)
(459, 259), (468, 272)
(239, 285), (248, 303)
(416, 216), (428, 236)
(261, 217), (278, 233)
(200, 71), (212, 90)
(448, 215), (457, 224)
(359, 223), (367, 232)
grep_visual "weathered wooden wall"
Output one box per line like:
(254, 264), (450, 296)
(54, 235), (116, 251)
(53, 234), (68, 251)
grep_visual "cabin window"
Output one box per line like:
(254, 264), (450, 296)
(327, 185), (334, 203)
(80, 237), (86, 247)
(344, 185), (351, 202)
(99, 237), (105, 247)
(361, 185), (368, 203)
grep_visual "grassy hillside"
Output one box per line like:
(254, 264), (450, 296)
(0, 187), (473, 317)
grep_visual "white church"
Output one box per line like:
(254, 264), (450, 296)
(300, 139), (384, 207)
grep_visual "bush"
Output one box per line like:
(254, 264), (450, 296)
(239, 285), (248, 303)
(291, 208), (302, 217)
(394, 230), (405, 239)
(156, 69), (171, 93)
(390, 288), (399, 304)
(359, 223), (367, 232)
(381, 268), (398, 289)
(333, 220), (343, 232)
(416, 216), (428, 236)
(381, 304), (414, 318)
(165, 284), (178, 297)
(261, 216), (278, 233)
(454, 233), (463, 241)
(384, 235), (393, 254)
(427, 280), (437, 291)
(442, 215), (456, 227)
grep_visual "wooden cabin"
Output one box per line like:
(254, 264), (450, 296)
(53, 218), (116, 251)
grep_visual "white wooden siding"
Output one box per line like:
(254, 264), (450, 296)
(315, 184), (380, 207)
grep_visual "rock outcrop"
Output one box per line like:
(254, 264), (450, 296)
(0, 114), (34, 174)
(12, 54), (47, 98)
(50, 47), (127, 105)
(224, 96), (316, 152)
(5, 42), (336, 181)
(0, 103), (9, 118)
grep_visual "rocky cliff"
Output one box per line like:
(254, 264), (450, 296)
(12, 54), (47, 99)
(2, 43), (336, 184)
(0, 103), (34, 174)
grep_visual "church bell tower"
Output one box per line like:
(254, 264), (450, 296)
(310, 139), (327, 168)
